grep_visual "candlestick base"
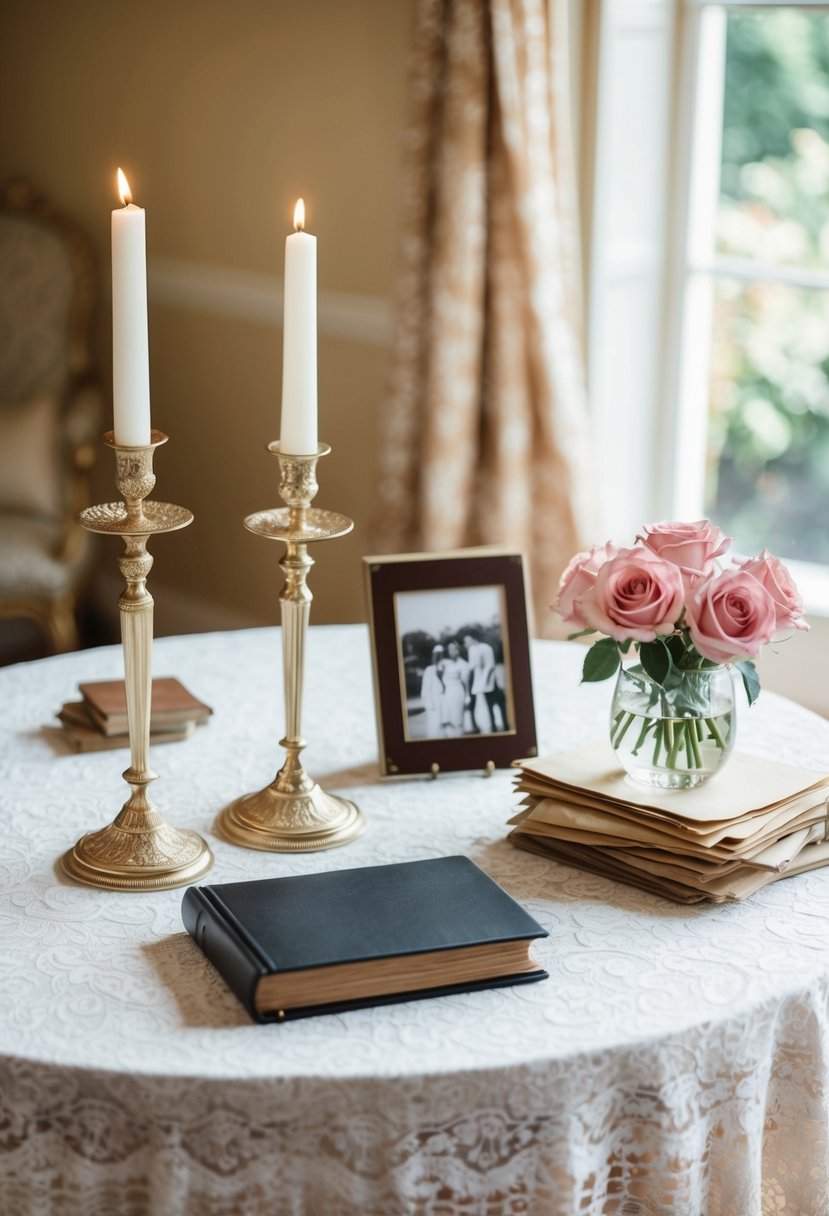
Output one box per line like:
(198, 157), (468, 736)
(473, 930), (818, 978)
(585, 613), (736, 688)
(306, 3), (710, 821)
(221, 722), (366, 852)
(220, 739), (364, 856)
(220, 782), (366, 852)
(61, 783), (214, 891)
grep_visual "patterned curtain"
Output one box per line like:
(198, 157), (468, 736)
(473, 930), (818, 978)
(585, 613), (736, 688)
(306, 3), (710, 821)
(372, 0), (595, 635)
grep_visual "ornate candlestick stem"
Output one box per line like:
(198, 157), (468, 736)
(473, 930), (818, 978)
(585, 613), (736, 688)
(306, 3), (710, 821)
(61, 431), (214, 891)
(219, 442), (366, 851)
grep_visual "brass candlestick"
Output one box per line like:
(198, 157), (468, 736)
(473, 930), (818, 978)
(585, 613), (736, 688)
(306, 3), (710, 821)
(61, 430), (214, 891)
(219, 441), (366, 851)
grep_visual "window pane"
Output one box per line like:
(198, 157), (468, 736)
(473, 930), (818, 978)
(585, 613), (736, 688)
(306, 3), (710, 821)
(705, 276), (829, 563)
(718, 9), (829, 272)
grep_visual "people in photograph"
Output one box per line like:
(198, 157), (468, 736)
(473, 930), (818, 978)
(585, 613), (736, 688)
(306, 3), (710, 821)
(419, 644), (446, 739)
(490, 643), (510, 731)
(463, 629), (496, 733)
(440, 641), (470, 737)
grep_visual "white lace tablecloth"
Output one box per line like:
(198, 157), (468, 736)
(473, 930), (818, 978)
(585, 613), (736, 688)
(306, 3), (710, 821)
(2, 625), (829, 1216)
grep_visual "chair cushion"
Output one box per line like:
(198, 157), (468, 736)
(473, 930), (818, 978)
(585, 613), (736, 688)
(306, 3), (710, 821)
(0, 515), (74, 598)
(0, 395), (61, 518)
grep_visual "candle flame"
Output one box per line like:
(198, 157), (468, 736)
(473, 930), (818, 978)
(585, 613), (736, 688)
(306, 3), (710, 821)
(117, 168), (132, 206)
(293, 198), (305, 232)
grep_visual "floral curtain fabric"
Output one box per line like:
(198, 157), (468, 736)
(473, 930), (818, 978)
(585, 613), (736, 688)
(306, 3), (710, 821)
(373, 0), (595, 634)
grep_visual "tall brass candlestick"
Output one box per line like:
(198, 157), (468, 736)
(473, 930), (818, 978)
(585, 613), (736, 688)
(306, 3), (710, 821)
(61, 431), (214, 890)
(219, 441), (366, 851)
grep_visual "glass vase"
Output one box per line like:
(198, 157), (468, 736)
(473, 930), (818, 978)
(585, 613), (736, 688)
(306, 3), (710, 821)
(610, 662), (736, 790)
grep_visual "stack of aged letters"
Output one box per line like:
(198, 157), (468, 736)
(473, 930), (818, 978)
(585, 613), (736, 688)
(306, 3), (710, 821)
(509, 742), (829, 903)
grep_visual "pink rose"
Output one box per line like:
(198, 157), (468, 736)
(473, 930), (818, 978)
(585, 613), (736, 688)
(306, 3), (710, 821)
(579, 547), (684, 643)
(685, 569), (776, 663)
(738, 550), (809, 633)
(554, 542), (618, 628)
(638, 519), (731, 581)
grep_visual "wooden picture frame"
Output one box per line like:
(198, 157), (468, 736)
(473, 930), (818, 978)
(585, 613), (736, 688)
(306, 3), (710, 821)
(363, 549), (538, 777)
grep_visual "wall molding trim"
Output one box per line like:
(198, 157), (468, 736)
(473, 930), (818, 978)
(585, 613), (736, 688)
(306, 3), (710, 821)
(148, 256), (393, 348)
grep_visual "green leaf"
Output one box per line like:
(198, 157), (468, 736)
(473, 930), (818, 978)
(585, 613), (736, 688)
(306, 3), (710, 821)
(672, 685), (716, 716)
(581, 637), (621, 682)
(639, 639), (671, 685)
(735, 659), (761, 707)
(566, 628), (597, 641)
(665, 634), (687, 667)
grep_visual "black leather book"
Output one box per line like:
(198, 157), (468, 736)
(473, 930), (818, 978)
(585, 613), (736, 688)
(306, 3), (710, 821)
(181, 855), (548, 1022)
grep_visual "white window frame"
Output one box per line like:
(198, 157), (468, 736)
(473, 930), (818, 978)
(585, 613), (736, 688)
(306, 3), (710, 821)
(587, 0), (677, 544)
(587, 0), (829, 613)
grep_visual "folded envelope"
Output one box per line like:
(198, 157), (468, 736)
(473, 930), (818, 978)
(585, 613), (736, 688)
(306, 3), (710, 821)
(516, 742), (829, 825)
(510, 741), (829, 905)
(624, 822), (825, 875)
(508, 808), (825, 868)
(510, 832), (829, 904)
(596, 830), (821, 894)
(509, 794), (826, 855)
(510, 833), (709, 904)
(513, 778), (827, 839)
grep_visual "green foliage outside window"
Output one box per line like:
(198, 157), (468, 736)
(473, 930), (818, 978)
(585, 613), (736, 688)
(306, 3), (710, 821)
(708, 9), (829, 563)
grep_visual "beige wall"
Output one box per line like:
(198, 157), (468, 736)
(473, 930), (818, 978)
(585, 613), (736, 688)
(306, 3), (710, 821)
(0, 0), (414, 630)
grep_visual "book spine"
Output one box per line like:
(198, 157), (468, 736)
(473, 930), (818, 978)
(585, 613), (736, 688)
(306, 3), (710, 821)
(181, 887), (268, 1022)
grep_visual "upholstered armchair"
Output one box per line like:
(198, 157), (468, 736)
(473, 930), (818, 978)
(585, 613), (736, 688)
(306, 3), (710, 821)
(0, 179), (102, 654)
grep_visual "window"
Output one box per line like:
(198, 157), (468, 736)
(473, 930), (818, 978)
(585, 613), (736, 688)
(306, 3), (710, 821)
(587, 0), (829, 610)
(673, 2), (829, 603)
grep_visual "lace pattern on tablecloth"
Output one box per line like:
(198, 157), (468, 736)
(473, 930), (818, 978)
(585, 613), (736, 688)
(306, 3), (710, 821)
(2, 983), (829, 1216)
(2, 629), (829, 1216)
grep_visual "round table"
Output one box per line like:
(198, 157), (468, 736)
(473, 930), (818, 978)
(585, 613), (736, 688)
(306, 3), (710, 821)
(2, 626), (829, 1216)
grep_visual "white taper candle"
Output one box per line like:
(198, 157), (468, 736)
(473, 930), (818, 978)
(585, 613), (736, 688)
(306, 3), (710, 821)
(279, 198), (318, 454)
(111, 168), (151, 446)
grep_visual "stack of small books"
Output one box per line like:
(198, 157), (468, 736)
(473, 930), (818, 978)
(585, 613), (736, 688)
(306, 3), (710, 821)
(57, 677), (212, 752)
(509, 741), (829, 904)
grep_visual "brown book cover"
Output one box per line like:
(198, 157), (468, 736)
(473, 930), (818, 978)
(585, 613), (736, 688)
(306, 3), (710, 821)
(77, 678), (212, 736)
(58, 700), (98, 730)
(56, 715), (197, 752)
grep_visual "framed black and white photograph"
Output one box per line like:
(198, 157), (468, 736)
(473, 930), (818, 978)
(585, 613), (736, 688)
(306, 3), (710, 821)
(364, 549), (537, 777)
